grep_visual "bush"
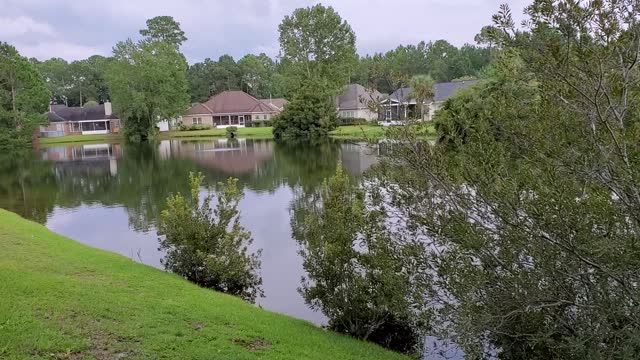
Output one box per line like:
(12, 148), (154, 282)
(178, 123), (212, 131)
(293, 165), (429, 355)
(336, 117), (368, 126)
(158, 172), (262, 302)
(251, 120), (273, 128)
(272, 84), (337, 140)
(226, 126), (238, 138)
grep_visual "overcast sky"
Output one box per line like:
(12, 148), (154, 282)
(1, 0), (529, 64)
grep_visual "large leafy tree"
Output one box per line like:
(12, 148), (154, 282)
(139, 16), (187, 47)
(107, 17), (189, 141)
(278, 4), (357, 96)
(374, 1), (640, 358)
(0, 42), (50, 150)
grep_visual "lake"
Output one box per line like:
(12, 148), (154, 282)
(0, 138), (378, 325)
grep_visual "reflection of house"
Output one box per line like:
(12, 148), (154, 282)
(42, 143), (122, 176)
(168, 139), (274, 175)
(340, 143), (378, 176)
(182, 91), (283, 128)
(336, 84), (385, 120)
(41, 102), (121, 137)
(382, 80), (478, 121)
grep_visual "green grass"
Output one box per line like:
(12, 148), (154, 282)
(37, 124), (435, 146)
(0, 209), (407, 360)
(161, 127), (274, 140)
(39, 133), (123, 145)
(329, 125), (387, 139)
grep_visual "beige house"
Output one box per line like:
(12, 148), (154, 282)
(182, 91), (282, 128)
(336, 84), (385, 120)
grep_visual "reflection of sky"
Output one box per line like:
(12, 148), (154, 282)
(45, 185), (327, 325)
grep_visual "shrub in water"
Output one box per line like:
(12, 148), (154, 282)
(158, 172), (262, 302)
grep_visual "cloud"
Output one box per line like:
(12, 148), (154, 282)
(0, 16), (56, 38)
(1, 0), (530, 62)
(16, 41), (108, 61)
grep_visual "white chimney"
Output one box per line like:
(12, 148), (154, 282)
(104, 101), (112, 116)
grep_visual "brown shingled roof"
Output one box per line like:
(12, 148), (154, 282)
(185, 91), (279, 116)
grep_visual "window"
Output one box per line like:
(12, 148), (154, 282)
(341, 111), (355, 118)
(192, 117), (202, 125)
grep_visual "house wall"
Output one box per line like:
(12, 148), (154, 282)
(181, 115), (214, 127)
(339, 108), (378, 120)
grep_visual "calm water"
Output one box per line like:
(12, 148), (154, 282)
(0, 138), (378, 325)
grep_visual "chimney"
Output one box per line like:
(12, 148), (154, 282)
(104, 101), (112, 116)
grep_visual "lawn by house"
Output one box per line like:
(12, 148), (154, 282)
(39, 125), (397, 145)
(0, 209), (407, 360)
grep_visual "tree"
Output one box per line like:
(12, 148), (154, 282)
(293, 164), (430, 355)
(409, 75), (435, 120)
(279, 4), (357, 96)
(140, 16), (187, 47)
(272, 83), (338, 140)
(374, 1), (640, 358)
(0, 42), (50, 150)
(107, 23), (189, 141)
(158, 172), (262, 303)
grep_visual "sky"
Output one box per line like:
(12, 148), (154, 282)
(1, 0), (529, 64)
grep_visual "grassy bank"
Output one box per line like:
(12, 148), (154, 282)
(161, 126), (273, 140)
(39, 133), (123, 145)
(0, 209), (406, 360)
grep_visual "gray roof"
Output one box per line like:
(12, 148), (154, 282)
(260, 98), (288, 110)
(337, 84), (385, 110)
(389, 87), (413, 102)
(388, 80), (479, 103)
(433, 80), (478, 102)
(48, 104), (118, 123)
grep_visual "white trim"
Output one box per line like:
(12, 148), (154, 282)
(82, 130), (109, 135)
(76, 119), (113, 123)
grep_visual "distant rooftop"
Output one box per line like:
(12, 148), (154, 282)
(48, 103), (117, 123)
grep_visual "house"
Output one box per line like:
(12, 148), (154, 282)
(382, 80), (478, 121)
(182, 91), (282, 128)
(336, 84), (385, 120)
(41, 102), (122, 137)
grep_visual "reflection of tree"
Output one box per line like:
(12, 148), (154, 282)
(0, 139), (349, 231)
(0, 153), (59, 224)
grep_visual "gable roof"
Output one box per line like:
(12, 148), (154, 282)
(48, 104), (118, 123)
(388, 87), (413, 103)
(337, 84), (386, 110)
(387, 80), (479, 104)
(433, 80), (478, 102)
(185, 91), (279, 116)
(260, 98), (288, 111)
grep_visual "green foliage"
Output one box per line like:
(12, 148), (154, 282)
(293, 165), (430, 355)
(36, 55), (111, 106)
(178, 123), (211, 131)
(409, 75), (435, 119)
(139, 16), (187, 47)
(225, 126), (238, 138)
(107, 28), (189, 141)
(158, 172), (262, 303)
(279, 4), (357, 96)
(272, 84), (337, 140)
(0, 42), (50, 150)
(355, 41), (491, 94)
(376, 1), (640, 358)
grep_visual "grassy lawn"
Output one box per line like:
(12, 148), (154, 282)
(0, 209), (407, 360)
(161, 126), (274, 140)
(39, 133), (123, 145)
(37, 124), (436, 146)
(329, 125), (386, 139)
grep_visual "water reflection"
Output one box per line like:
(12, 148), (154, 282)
(0, 138), (377, 325)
